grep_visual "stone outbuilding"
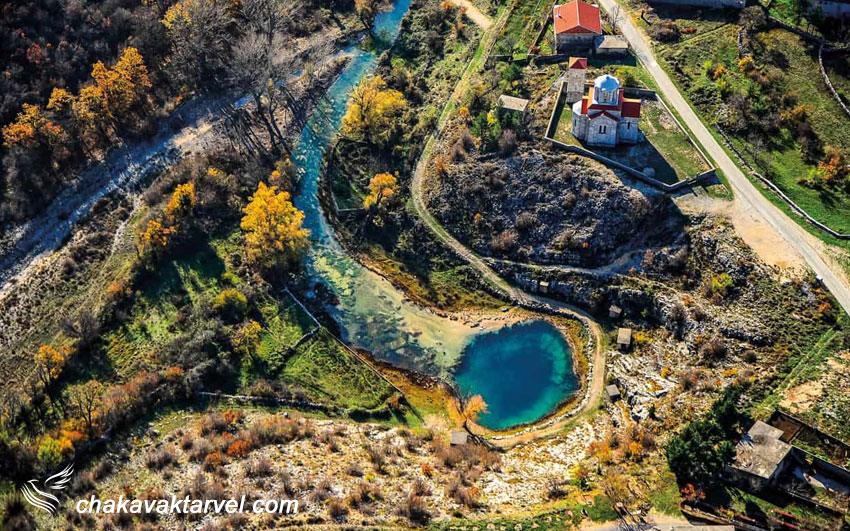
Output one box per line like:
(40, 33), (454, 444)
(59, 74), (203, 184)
(594, 35), (629, 57)
(497, 95), (530, 119)
(450, 431), (468, 446)
(617, 327), (632, 350)
(726, 421), (795, 492)
(606, 384), (621, 401)
(609, 304), (622, 319)
(648, 0), (745, 7)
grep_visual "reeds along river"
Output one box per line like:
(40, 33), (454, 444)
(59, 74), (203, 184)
(289, 0), (578, 429)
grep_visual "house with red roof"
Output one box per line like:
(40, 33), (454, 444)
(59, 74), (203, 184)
(571, 73), (642, 147)
(553, 0), (602, 51)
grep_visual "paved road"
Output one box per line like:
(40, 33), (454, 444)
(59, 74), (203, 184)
(409, 4), (607, 448)
(599, 0), (850, 316)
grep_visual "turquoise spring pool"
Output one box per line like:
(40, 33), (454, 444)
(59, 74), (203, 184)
(454, 320), (580, 431)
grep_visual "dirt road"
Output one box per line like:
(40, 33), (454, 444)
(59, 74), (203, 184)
(449, 0), (492, 28)
(598, 0), (850, 315)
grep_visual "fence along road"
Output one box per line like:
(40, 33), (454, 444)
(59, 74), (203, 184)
(597, 0), (850, 315)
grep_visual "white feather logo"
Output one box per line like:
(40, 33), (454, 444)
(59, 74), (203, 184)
(21, 463), (74, 515)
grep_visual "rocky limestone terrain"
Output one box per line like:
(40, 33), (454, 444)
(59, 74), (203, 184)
(50, 410), (601, 530)
(426, 149), (686, 268)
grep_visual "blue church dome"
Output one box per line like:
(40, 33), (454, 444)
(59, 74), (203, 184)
(594, 74), (620, 93)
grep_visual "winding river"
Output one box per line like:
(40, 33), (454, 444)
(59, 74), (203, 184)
(290, 0), (579, 429)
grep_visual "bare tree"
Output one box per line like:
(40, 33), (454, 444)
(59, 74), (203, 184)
(608, 4), (622, 34)
(164, 0), (235, 86)
(227, 0), (336, 156)
(241, 0), (301, 45)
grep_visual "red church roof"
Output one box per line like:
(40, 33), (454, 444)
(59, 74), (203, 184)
(568, 56), (588, 69)
(621, 98), (641, 118)
(554, 1), (602, 35)
(578, 88), (642, 119)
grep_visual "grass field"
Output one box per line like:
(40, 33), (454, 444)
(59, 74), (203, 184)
(280, 328), (395, 410)
(655, 24), (850, 234)
(495, 0), (549, 59)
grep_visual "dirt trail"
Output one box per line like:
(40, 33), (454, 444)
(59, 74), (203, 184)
(449, 0), (492, 28)
(408, 4), (607, 448)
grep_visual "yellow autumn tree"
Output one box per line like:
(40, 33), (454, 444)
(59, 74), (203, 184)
(35, 345), (68, 388)
(363, 173), (398, 209)
(461, 394), (488, 429)
(354, 0), (379, 34)
(165, 182), (196, 222)
(240, 182), (309, 269)
(138, 219), (175, 258)
(72, 84), (110, 144)
(341, 76), (406, 146)
(47, 88), (75, 113)
(233, 320), (262, 359)
(2, 103), (67, 149)
(161, 1), (191, 30)
(90, 47), (151, 119)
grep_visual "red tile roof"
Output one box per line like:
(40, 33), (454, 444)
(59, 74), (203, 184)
(568, 56), (588, 69)
(554, 1), (602, 35)
(622, 98), (641, 118)
(588, 110), (620, 121)
(578, 89), (642, 119)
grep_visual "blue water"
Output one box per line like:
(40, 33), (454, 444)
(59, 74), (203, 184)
(288, 1), (580, 429)
(454, 321), (579, 430)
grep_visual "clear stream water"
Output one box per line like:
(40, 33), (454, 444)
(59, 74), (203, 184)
(289, 1), (578, 429)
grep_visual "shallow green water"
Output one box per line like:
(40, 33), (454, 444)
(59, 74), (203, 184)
(288, 1), (580, 429)
(454, 321), (579, 430)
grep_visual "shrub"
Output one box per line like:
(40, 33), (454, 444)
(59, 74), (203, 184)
(459, 129), (474, 151)
(446, 477), (480, 508)
(412, 478), (431, 497)
(649, 20), (680, 42)
(346, 462), (363, 477)
(708, 273), (733, 298)
(699, 336), (728, 361)
(498, 130), (518, 156)
(364, 444), (387, 473)
(489, 230), (518, 254)
(327, 498), (348, 521)
(189, 439), (212, 462)
(515, 211), (536, 232)
(1, 495), (33, 529)
(202, 452), (223, 472)
(451, 142), (466, 162)
(214, 288), (248, 321)
(347, 482), (383, 508)
(145, 445), (178, 470)
(249, 416), (314, 445)
(226, 440), (253, 458)
(247, 456), (273, 476)
(199, 412), (229, 436)
(398, 493), (431, 524)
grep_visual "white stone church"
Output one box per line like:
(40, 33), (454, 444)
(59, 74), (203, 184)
(568, 61), (642, 148)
